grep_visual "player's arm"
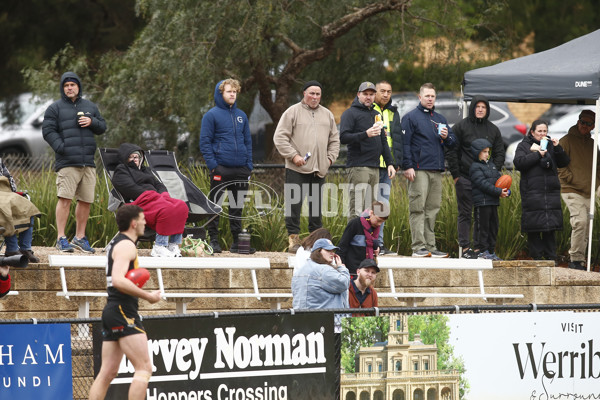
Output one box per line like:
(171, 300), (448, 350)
(111, 241), (161, 303)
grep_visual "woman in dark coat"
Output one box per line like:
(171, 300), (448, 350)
(112, 143), (188, 257)
(514, 120), (570, 260)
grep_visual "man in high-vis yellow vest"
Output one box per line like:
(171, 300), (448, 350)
(373, 81), (403, 255)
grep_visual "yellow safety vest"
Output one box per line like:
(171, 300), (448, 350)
(373, 103), (394, 168)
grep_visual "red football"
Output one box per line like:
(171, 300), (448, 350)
(125, 268), (150, 288)
(495, 175), (512, 190)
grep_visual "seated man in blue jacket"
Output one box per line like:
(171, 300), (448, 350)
(199, 79), (254, 254)
(401, 83), (456, 258)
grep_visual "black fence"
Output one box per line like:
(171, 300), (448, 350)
(3, 304), (600, 400)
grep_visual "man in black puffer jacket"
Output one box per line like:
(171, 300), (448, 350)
(42, 71), (106, 253)
(446, 95), (505, 257)
(340, 81), (395, 220)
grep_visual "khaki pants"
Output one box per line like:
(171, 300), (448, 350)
(347, 167), (379, 220)
(561, 192), (590, 262)
(408, 170), (442, 252)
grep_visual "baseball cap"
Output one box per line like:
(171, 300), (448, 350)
(358, 258), (380, 272)
(311, 238), (339, 252)
(358, 81), (376, 92)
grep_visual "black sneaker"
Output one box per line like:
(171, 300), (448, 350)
(210, 239), (222, 254)
(568, 261), (586, 271)
(461, 248), (479, 259)
(379, 245), (397, 256)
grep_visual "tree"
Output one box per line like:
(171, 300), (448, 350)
(408, 315), (469, 399)
(25, 0), (508, 160)
(341, 316), (389, 373)
(0, 0), (142, 97)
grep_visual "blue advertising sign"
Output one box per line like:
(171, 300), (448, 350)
(0, 323), (73, 399)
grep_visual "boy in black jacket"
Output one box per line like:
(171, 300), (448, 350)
(468, 138), (509, 260)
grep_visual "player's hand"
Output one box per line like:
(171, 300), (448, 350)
(145, 290), (162, 304)
(404, 168), (415, 182)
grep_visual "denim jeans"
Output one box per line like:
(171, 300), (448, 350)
(4, 217), (34, 252)
(377, 168), (392, 244)
(155, 233), (183, 247)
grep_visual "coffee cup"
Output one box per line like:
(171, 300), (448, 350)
(540, 137), (548, 151)
(438, 123), (446, 136)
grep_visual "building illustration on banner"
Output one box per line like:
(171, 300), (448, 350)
(341, 315), (460, 400)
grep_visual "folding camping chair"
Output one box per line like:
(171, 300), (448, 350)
(98, 148), (221, 245)
(145, 149), (221, 231)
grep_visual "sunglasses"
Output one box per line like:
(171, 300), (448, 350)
(579, 119), (595, 127)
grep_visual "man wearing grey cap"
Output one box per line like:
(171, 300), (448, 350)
(340, 82), (396, 219)
(274, 80), (340, 253)
(558, 109), (599, 270)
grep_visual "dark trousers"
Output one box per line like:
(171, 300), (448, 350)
(207, 165), (250, 241)
(473, 205), (498, 253)
(284, 169), (324, 235)
(455, 177), (473, 249)
(527, 231), (557, 260)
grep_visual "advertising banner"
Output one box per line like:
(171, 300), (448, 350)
(449, 311), (600, 399)
(0, 323), (73, 399)
(93, 313), (336, 400)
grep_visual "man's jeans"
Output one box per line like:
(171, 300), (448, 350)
(4, 217), (34, 252)
(377, 168), (391, 244)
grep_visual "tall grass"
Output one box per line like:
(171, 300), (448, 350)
(15, 165), (600, 263)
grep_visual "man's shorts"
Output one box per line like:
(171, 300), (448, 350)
(101, 301), (146, 341)
(56, 166), (96, 203)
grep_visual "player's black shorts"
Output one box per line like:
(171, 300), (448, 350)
(101, 301), (146, 341)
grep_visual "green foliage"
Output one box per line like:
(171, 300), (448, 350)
(341, 316), (390, 373)
(18, 164), (600, 265)
(408, 314), (469, 399)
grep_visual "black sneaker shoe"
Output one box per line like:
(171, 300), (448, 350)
(568, 261), (586, 271)
(20, 249), (40, 263)
(461, 248), (479, 259)
(379, 245), (397, 256)
(210, 239), (222, 253)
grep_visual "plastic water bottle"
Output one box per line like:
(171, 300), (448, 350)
(238, 229), (251, 254)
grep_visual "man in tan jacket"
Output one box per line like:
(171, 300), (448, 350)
(558, 109), (599, 270)
(274, 80), (340, 253)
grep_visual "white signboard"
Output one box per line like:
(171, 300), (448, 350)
(449, 312), (600, 399)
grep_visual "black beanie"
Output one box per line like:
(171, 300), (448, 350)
(303, 80), (322, 92)
(64, 77), (80, 86)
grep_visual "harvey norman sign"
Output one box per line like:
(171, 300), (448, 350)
(93, 313), (336, 400)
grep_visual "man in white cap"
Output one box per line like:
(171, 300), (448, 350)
(340, 81), (396, 219)
(274, 80), (340, 253)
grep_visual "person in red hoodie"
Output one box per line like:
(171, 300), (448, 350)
(348, 258), (379, 309)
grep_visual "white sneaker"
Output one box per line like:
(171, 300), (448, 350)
(168, 243), (182, 257)
(152, 244), (174, 257)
